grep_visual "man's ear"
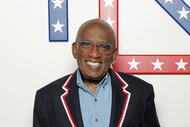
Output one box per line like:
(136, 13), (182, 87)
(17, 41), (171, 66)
(111, 48), (118, 63)
(72, 42), (77, 59)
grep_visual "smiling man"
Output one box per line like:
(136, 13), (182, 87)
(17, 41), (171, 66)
(33, 19), (160, 127)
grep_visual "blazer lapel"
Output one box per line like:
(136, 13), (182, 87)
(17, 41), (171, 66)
(60, 72), (84, 127)
(60, 69), (131, 127)
(109, 70), (131, 127)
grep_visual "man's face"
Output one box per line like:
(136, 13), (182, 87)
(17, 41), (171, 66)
(72, 24), (117, 81)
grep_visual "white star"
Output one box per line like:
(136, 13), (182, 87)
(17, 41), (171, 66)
(106, 17), (115, 28)
(177, 7), (190, 19)
(175, 58), (188, 70)
(128, 58), (140, 70)
(104, 0), (114, 7)
(164, 0), (173, 4)
(51, 0), (64, 9)
(152, 58), (164, 71)
(52, 20), (64, 33)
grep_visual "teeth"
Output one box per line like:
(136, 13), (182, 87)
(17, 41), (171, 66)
(87, 62), (100, 67)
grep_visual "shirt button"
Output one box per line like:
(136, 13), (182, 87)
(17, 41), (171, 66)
(95, 118), (98, 122)
(95, 98), (97, 102)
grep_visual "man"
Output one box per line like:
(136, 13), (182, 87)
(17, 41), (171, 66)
(33, 19), (160, 127)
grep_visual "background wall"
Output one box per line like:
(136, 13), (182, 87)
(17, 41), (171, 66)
(0, 0), (189, 127)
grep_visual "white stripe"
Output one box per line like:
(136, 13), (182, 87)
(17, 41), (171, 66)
(114, 72), (131, 127)
(60, 74), (75, 127)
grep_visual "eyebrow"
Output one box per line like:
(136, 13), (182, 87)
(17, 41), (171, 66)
(80, 40), (110, 44)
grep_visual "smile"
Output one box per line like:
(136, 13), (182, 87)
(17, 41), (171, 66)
(86, 62), (101, 68)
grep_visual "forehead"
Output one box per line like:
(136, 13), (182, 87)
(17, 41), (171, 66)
(77, 23), (115, 44)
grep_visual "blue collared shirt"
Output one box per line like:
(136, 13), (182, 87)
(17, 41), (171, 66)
(77, 69), (112, 127)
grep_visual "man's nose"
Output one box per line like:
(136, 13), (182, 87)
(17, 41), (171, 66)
(88, 45), (101, 58)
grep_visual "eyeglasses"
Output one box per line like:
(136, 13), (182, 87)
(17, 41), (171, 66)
(76, 40), (115, 55)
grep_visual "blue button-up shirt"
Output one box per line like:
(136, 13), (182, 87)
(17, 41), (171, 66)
(77, 69), (112, 127)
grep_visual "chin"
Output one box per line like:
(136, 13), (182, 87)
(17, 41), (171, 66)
(83, 72), (106, 81)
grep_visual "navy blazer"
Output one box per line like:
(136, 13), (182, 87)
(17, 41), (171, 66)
(33, 69), (160, 127)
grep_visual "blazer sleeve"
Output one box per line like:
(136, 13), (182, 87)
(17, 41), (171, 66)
(141, 86), (160, 127)
(33, 91), (51, 127)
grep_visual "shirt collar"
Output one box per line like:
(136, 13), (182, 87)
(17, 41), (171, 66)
(76, 69), (109, 91)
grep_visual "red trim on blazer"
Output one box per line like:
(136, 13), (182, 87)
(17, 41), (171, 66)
(113, 70), (131, 127)
(60, 73), (76, 127)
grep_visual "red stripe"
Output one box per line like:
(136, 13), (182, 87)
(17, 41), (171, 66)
(99, 0), (101, 19)
(113, 70), (127, 88)
(61, 73), (76, 127)
(62, 95), (76, 127)
(64, 73), (74, 90)
(113, 70), (130, 127)
(117, 91), (129, 127)
(116, 0), (119, 49)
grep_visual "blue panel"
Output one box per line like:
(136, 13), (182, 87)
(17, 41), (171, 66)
(48, 0), (68, 41)
(156, 0), (190, 35)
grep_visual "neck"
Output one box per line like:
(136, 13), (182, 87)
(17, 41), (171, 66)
(82, 77), (101, 94)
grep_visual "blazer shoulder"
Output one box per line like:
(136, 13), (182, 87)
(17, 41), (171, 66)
(116, 71), (153, 90)
(37, 73), (72, 95)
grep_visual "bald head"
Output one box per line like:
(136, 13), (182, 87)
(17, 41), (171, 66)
(75, 19), (116, 45)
